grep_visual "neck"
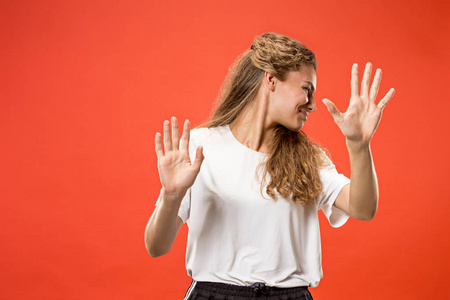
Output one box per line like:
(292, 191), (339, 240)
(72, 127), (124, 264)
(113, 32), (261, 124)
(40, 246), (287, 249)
(229, 90), (275, 153)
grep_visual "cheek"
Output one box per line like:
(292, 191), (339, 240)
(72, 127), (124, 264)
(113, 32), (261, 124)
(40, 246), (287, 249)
(280, 88), (299, 103)
(274, 87), (303, 113)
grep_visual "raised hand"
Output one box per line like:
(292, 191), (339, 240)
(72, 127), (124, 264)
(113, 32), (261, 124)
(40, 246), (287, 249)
(322, 63), (395, 145)
(155, 117), (204, 199)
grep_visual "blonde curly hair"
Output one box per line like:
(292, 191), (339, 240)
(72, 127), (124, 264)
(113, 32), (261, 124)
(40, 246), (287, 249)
(208, 32), (325, 206)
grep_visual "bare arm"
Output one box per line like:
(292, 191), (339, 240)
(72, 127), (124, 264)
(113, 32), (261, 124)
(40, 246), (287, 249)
(145, 191), (185, 257)
(145, 118), (204, 257)
(333, 142), (378, 221)
(323, 63), (395, 221)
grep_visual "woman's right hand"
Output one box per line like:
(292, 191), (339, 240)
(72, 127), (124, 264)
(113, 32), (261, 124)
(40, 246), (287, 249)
(155, 117), (204, 202)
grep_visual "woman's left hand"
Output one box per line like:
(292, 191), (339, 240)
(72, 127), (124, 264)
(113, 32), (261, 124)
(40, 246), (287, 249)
(322, 63), (395, 145)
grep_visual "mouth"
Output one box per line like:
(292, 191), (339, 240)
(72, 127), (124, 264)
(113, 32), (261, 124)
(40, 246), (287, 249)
(298, 109), (308, 120)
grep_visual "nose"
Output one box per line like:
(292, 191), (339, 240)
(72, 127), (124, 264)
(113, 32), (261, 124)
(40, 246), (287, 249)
(306, 96), (317, 112)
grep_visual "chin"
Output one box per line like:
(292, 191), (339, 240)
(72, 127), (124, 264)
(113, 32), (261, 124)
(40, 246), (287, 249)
(284, 123), (304, 132)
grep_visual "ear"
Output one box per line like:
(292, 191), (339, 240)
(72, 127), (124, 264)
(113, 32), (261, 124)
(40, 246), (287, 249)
(263, 72), (276, 91)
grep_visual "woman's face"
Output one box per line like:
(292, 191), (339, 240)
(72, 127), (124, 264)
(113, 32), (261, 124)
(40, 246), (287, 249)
(268, 65), (317, 132)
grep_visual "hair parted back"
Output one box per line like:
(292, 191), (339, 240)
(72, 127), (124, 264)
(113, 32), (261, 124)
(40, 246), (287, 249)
(208, 32), (325, 206)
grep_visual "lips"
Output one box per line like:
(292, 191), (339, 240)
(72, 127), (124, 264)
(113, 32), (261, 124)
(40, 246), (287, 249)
(299, 110), (308, 119)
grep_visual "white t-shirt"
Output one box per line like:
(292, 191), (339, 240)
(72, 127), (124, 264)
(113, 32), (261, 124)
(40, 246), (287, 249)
(157, 125), (350, 288)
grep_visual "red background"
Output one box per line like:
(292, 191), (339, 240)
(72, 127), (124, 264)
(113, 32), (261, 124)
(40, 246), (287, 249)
(1, 0), (449, 299)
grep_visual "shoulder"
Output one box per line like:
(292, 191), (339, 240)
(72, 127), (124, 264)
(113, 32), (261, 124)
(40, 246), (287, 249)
(312, 147), (333, 170)
(316, 149), (349, 187)
(190, 126), (231, 145)
(316, 148), (345, 182)
(320, 151), (332, 167)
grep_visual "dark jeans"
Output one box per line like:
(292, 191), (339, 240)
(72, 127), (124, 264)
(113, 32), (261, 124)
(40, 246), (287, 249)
(184, 281), (313, 300)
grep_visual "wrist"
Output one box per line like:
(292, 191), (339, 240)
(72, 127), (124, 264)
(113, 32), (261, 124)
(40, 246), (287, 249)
(161, 188), (186, 205)
(346, 138), (371, 151)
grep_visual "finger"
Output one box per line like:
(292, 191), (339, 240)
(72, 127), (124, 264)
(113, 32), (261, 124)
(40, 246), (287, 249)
(322, 99), (343, 123)
(351, 63), (359, 97)
(192, 146), (204, 172)
(155, 132), (163, 159)
(377, 88), (396, 110)
(163, 120), (171, 154)
(370, 68), (382, 101)
(360, 62), (372, 98)
(180, 119), (191, 151)
(171, 117), (180, 150)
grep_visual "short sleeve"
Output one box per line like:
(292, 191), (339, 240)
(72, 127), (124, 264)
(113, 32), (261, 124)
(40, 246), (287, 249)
(155, 188), (191, 223)
(316, 154), (351, 228)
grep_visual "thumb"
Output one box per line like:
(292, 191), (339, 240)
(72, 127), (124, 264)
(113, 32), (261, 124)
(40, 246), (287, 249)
(192, 146), (204, 172)
(322, 99), (342, 122)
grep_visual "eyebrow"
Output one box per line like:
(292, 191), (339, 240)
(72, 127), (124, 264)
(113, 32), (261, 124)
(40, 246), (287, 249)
(305, 81), (316, 93)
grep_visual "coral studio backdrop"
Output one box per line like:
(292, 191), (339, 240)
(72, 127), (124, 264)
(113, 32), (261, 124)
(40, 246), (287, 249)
(1, 0), (449, 299)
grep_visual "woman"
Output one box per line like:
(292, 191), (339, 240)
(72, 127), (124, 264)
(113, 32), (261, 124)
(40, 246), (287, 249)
(145, 32), (395, 299)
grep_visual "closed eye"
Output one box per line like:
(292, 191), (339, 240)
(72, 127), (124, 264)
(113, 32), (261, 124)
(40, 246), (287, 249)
(303, 87), (314, 102)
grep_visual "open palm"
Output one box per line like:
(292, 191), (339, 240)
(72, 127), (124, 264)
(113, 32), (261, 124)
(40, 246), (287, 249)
(323, 63), (395, 144)
(155, 117), (204, 198)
